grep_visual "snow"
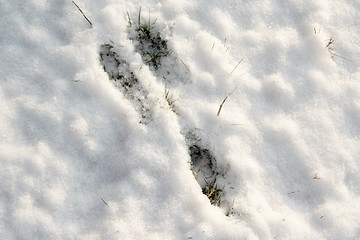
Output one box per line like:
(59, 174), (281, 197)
(1, 0), (360, 239)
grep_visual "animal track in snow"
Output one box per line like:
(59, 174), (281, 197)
(99, 43), (152, 124)
(99, 14), (229, 209)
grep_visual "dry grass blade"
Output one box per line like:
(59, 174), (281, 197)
(138, 6), (141, 25)
(72, 0), (92, 27)
(180, 59), (190, 72)
(101, 197), (109, 206)
(325, 37), (335, 48)
(325, 37), (351, 61)
(230, 57), (244, 74)
(217, 87), (237, 116)
(328, 50), (351, 61)
(127, 11), (132, 26)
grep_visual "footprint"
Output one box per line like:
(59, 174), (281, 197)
(185, 130), (224, 207)
(127, 12), (190, 86)
(99, 43), (152, 124)
(100, 12), (228, 209)
(128, 14), (230, 209)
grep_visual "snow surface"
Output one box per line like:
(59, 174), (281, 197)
(1, 0), (360, 239)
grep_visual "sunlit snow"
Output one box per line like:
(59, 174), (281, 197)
(1, 0), (360, 239)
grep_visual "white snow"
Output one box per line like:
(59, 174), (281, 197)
(1, 0), (360, 239)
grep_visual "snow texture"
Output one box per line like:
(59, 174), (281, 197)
(1, 0), (360, 239)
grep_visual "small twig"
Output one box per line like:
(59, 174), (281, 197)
(230, 57), (244, 74)
(72, 0), (92, 27)
(217, 87), (237, 116)
(212, 42), (215, 50)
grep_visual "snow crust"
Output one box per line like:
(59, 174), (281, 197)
(1, 0), (360, 239)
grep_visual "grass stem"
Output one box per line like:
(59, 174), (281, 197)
(72, 0), (92, 27)
(180, 59), (190, 72)
(230, 57), (243, 74)
(217, 87), (237, 116)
